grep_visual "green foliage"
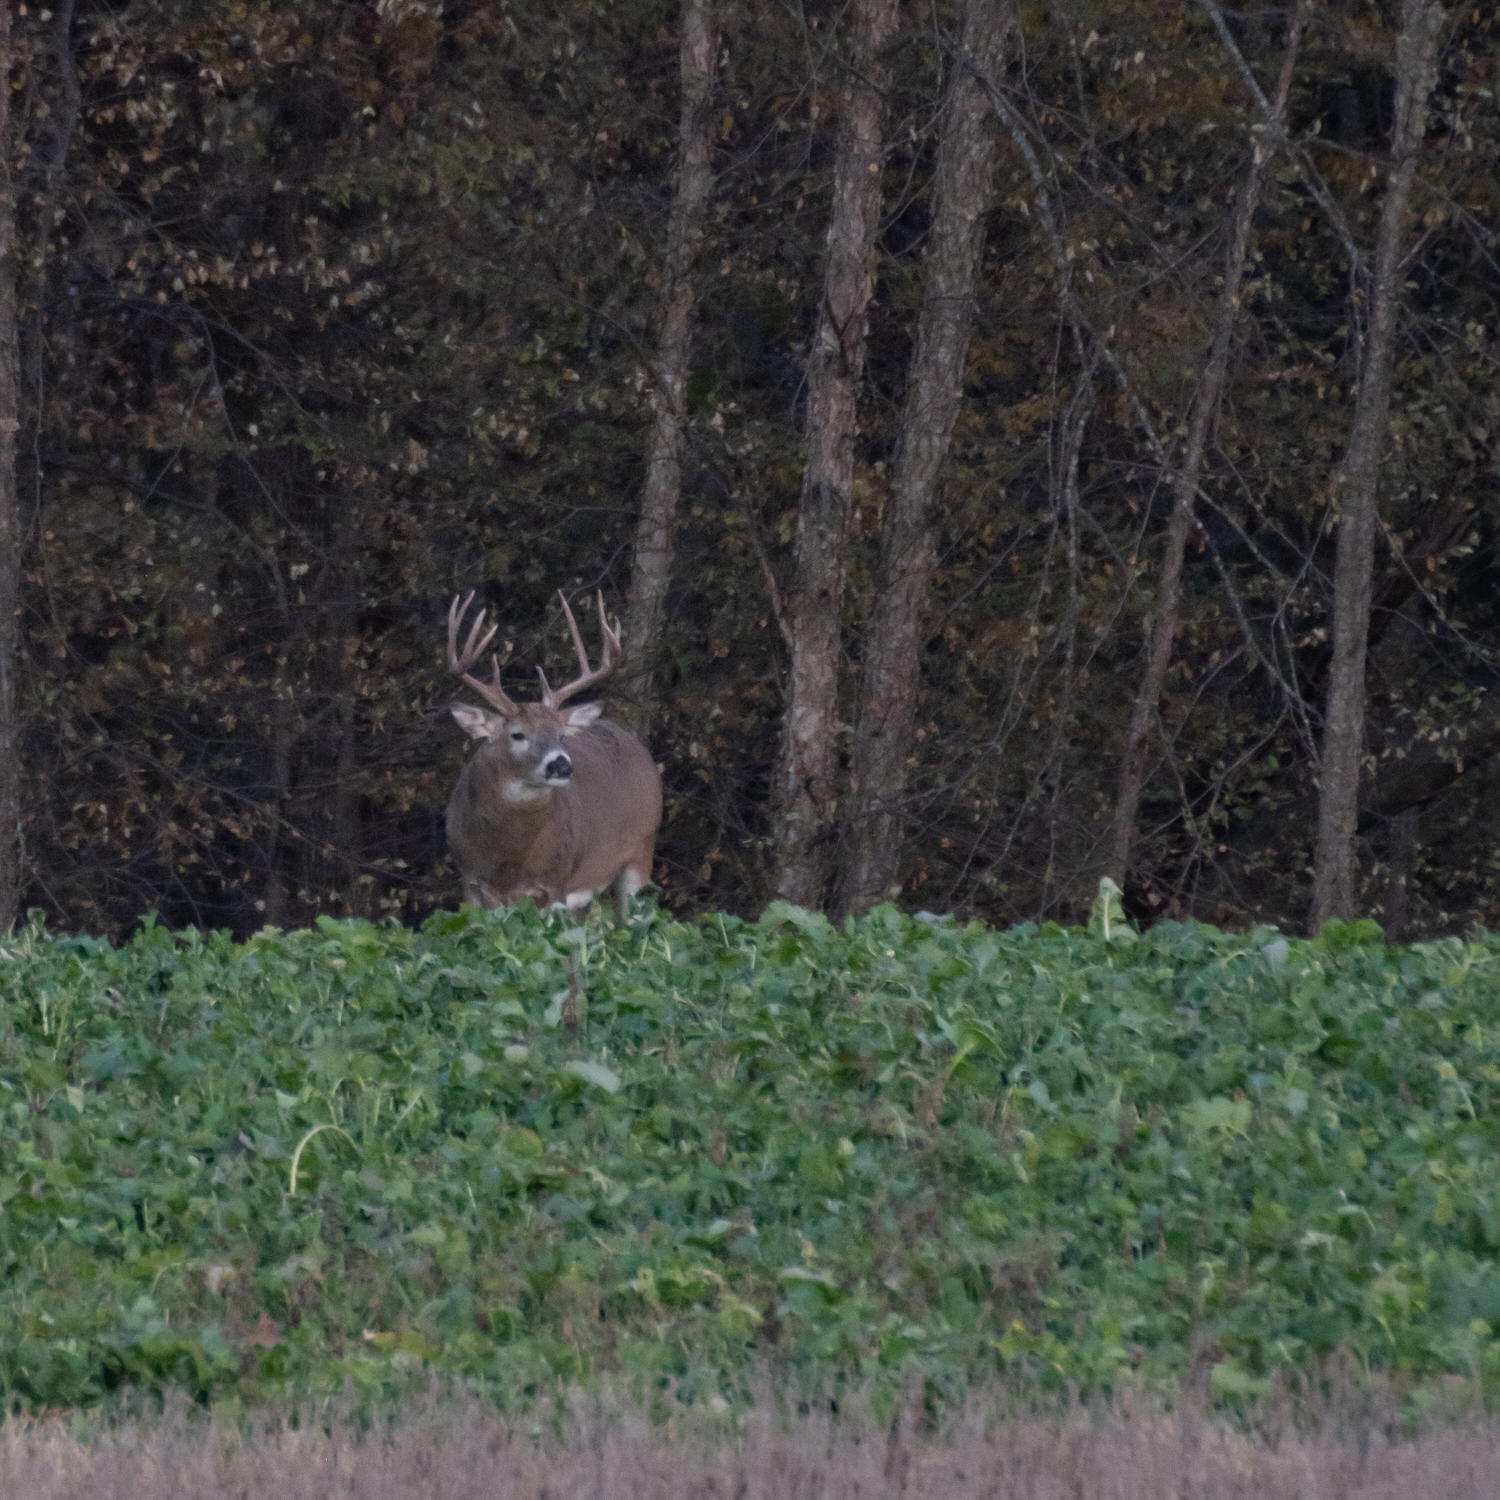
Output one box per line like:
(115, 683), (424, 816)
(2, 905), (1499, 1413)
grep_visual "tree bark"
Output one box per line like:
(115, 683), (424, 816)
(1309, 0), (1445, 930)
(1109, 0), (1307, 887)
(836, 0), (1013, 917)
(17, 0), (78, 535)
(771, 0), (899, 909)
(622, 0), (718, 734)
(0, 4), (25, 927)
(1378, 805), (1418, 943)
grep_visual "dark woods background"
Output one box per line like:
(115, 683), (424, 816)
(1, 0), (1495, 941)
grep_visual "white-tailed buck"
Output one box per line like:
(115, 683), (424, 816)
(444, 590), (662, 914)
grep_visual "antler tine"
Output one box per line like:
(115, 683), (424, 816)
(447, 592), (493, 673)
(446, 592), (517, 714)
(541, 589), (624, 708)
(594, 589), (623, 663)
(445, 590), (473, 669)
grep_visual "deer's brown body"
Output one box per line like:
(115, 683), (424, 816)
(444, 592), (662, 913)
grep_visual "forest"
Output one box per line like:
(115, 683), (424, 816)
(0, 0), (1493, 942)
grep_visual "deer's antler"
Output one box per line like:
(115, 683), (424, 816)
(538, 591), (623, 708)
(447, 592), (518, 714)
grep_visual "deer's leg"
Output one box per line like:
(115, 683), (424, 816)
(612, 850), (653, 918)
(464, 878), (503, 909)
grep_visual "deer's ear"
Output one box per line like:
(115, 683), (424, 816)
(452, 704), (499, 741)
(564, 701), (603, 731)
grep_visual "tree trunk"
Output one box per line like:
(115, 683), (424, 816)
(1378, 805), (1418, 943)
(771, 0), (899, 909)
(622, 0), (718, 733)
(0, 4), (25, 928)
(1109, 0), (1307, 887)
(836, 0), (1014, 917)
(325, 503), (363, 913)
(1309, 0), (1445, 931)
(17, 0), (79, 536)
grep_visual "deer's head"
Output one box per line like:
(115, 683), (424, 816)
(446, 590), (621, 800)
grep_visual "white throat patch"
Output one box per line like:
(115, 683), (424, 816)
(501, 779), (552, 804)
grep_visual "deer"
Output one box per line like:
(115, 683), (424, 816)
(443, 589), (662, 916)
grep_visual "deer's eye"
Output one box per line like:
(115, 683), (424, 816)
(510, 729), (527, 744)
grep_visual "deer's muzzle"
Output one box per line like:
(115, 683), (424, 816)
(542, 752), (574, 782)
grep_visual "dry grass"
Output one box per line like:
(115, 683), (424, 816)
(3, 1386), (1498, 1500)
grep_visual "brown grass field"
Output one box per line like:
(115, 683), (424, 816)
(3, 1385), (1497, 1499)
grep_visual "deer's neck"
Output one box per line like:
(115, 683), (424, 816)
(462, 758), (567, 840)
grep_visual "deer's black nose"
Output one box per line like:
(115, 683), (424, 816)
(542, 753), (573, 781)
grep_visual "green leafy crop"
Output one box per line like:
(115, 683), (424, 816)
(1, 904), (1498, 1412)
